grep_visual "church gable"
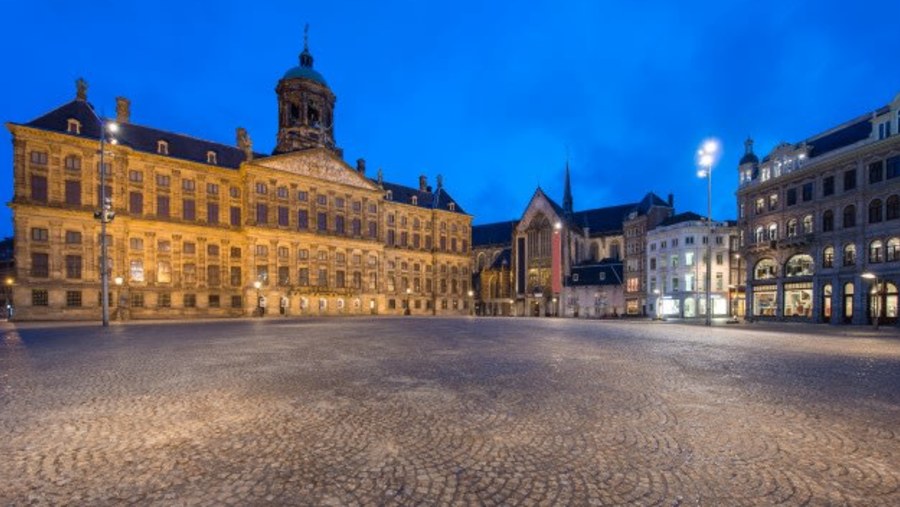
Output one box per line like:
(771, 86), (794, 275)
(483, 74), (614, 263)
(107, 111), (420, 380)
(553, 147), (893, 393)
(252, 149), (378, 190)
(516, 190), (564, 234)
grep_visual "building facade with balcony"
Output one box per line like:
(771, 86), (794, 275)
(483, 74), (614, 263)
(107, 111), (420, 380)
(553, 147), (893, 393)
(646, 212), (740, 320)
(736, 92), (900, 325)
(6, 39), (472, 321)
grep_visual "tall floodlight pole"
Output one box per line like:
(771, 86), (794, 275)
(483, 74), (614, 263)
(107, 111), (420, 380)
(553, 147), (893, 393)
(697, 139), (720, 327)
(95, 120), (119, 327)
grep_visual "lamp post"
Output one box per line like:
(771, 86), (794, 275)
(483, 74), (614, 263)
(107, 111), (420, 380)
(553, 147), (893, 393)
(862, 272), (881, 329)
(405, 287), (412, 315)
(696, 138), (720, 327)
(95, 120), (119, 327)
(467, 289), (474, 316)
(3, 277), (13, 319)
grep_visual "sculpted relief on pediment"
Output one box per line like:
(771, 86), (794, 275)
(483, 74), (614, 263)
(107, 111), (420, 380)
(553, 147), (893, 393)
(254, 151), (376, 190)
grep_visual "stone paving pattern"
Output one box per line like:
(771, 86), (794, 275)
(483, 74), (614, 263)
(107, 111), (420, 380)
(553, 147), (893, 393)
(1, 318), (899, 505)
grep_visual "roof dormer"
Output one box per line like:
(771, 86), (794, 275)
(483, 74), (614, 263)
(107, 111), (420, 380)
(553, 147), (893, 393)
(157, 140), (169, 155)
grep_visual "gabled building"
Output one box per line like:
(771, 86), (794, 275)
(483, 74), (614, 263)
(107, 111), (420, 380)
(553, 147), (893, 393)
(6, 34), (472, 320)
(472, 164), (670, 318)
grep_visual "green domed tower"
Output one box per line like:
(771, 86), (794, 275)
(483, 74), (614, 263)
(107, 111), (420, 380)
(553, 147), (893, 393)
(274, 25), (337, 154)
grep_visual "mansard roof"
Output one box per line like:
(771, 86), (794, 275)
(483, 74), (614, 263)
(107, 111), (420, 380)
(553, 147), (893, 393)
(567, 259), (623, 287)
(472, 220), (517, 247)
(20, 99), (265, 169)
(376, 179), (468, 215)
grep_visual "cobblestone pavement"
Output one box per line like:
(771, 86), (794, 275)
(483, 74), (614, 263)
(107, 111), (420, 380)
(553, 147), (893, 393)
(1, 318), (899, 506)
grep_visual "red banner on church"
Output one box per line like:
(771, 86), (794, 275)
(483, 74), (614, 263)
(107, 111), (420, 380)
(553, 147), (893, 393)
(551, 231), (562, 294)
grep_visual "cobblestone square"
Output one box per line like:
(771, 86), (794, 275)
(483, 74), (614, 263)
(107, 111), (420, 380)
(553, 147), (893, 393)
(1, 318), (899, 505)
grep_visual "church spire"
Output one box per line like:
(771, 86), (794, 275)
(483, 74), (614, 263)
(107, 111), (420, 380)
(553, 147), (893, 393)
(562, 159), (573, 215)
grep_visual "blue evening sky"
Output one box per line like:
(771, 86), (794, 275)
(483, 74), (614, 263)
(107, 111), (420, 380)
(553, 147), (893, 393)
(3, 0), (900, 238)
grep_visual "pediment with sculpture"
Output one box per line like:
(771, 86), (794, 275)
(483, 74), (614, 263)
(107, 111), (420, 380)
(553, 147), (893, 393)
(251, 149), (378, 191)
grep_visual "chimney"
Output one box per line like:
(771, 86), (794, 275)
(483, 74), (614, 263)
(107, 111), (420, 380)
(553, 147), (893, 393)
(75, 77), (88, 101)
(667, 193), (674, 208)
(419, 175), (428, 192)
(115, 97), (131, 124)
(356, 158), (366, 175)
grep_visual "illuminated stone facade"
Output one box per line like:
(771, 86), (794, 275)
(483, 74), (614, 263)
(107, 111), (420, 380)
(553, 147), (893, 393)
(7, 42), (471, 321)
(737, 92), (900, 325)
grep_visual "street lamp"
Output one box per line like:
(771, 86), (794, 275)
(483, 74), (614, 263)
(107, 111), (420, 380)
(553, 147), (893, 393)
(696, 138), (721, 327)
(405, 287), (412, 315)
(95, 119), (119, 327)
(467, 289), (474, 316)
(862, 272), (881, 329)
(114, 276), (124, 321)
(253, 280), (262, 317)
(3, 277), (13, 319)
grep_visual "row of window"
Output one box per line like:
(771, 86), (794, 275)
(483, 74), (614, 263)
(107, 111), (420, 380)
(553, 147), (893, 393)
(648, 251), (726, 270)
(646, 272), (726, 294)
(32, 289), (240, 309)
(745, 157), (900, 217)
(649, 234), (726, 251)
(751, 195), (900, 243)
(753, 239), (900, 281)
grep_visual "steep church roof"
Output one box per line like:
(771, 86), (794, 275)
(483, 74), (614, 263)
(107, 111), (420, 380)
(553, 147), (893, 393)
(472, 220), (517, 247)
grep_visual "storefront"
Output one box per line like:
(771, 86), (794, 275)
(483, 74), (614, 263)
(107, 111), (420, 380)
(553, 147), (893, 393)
(752, 284), (777, 317)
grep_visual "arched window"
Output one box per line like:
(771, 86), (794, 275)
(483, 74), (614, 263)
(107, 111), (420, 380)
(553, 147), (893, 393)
(886, 195), (900, 220)
(609, 241), (620, 260)
(888, 237), (900, 262)
(754, 258), (777, 280)
(786, 218), (798, 237)
(802, 215), (813, 234)
(822, 209), (834, 232)
(785, 254), (814, 277)
(843, 205), (856, 228)
(476, 252), (486, 272)
(755, 226), (764, 243)
(822, 246), (834, 268)
(869, 240), (884, 263)
(869, 199), (883, 223)
(843, 243), (856, 266)
(843, 282), (855, 322)
(821, 283), (833, 320)
(768, 223), (778, 241)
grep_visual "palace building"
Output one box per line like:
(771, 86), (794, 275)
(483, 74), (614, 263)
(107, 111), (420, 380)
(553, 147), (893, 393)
(7, 36), (472, 320)
(737, 91), (900, 325)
